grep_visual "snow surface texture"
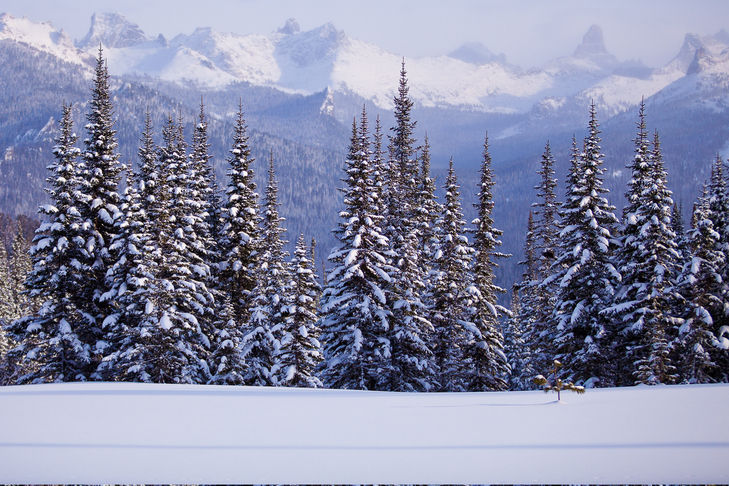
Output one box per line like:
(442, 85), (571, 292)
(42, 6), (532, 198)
(1, 382), (727, 484)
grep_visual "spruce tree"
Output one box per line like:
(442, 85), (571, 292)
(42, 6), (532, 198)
(548, 103), (620, 387)
(707, 155), (729, 351)
(430, 159), (478, 392)
(525, 141), (563, 377)
(384, 66), (436, 392)
(607, 105), (682, 384)
(513, 211), (539, 384)
(112, 115), (212, 383)
(0, 242), (14, 324)
(244, 151), (289, 386)
(7, 102), (92, 383)
(631, 131), (682, 384)
(502, 286), (532, 390)
(320, 116), (395, 390)
(677, 187), (727, 382)
(467, 135), (510, 391)
(95, 111), (156, 380)
(9, 221), (34, 319)
(218, 104), (261, 326)
(80, 47), (124, 331)
(414, 133), (441, 258)
(276, 234), (324, 388)
(672, 202), (689, 261)
(187, 98), (217, 289)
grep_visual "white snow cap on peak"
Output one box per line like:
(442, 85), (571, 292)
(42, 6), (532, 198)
(278, 19), (300, 35)
(78, 12), (151, 49)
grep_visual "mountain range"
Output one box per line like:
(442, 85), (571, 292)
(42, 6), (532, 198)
(1, 11), (729, 297)
(3, 12), (729, 120)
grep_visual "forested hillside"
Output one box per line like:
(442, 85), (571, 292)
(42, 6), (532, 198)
(1, 50), (727, 391)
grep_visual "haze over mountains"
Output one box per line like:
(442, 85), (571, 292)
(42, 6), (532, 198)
(3, 12), (729, 119)
(1, 11), (729, 295)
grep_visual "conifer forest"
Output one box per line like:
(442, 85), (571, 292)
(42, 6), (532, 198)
(1, 49), (728, 391)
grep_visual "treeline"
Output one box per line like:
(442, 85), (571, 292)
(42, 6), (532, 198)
(505, 101), (729, 388)
(0, 51), (510, 390)
(1, 49), (727, 390)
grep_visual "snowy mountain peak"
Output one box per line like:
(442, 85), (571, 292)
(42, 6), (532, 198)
(278, 19), (300, 35)
(0, 12), (88, 65)
(78, 12), (151, 49)
(544, 24), (620, 74)
(448, 42), (507, 65)
(276, 22), (346, 68)
(659, 32), (729, 75)
(573, 24), (608, 58)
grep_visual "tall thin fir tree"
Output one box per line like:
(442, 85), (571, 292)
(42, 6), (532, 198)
(606, 104), (682, 385)
(244, 151), (289, 386)
(511, 211), (540, 390)
(430, 159), (478, 392)
(513, 210), (539, 329)
(320, 115), (395, 390)
(525, 142), (563, 377)
(548, 103), (620, 387)
(8, 102), (92, 383)
(414, 133), (441, 259)
(706, 155), (729, 357)
(627, 130), (682, 385)
(467, 134), (510, 391)
(0, 243), (14, 341)
(677, 186), (727, 382)
(503, 285), (532, 390)
(96, 111), (158, 380)
(384, 66), (436, 392)
(80, 47), (124, 336)
(9, 220), (34, 319)
(672, 201), (689, 261)
(187, 98), (217, 291)
(276, 234), (324, 388)
(218, 103), (261, 327)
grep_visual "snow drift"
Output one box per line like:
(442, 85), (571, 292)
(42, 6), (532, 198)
(1, 382), (727, 484)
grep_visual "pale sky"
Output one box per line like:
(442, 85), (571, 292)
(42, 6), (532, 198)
(2, 0), (728, 69)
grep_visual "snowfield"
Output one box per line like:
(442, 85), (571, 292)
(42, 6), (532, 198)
(1, 382), (728, 484)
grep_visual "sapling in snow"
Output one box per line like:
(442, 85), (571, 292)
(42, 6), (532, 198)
(533, 360), (586, 401)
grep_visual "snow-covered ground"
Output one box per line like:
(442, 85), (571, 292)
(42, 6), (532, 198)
(1, 382), (727, 484)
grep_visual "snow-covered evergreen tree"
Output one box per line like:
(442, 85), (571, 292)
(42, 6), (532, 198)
(607, 105), (682, 385)
(383, 67), (437, 392)
(320, 115), (395, 390)
(0, 242), (14, 324)
(430, 159), (478, 392)
(7, 102), (93, 383)
(676, 185), (729, 382)
(466, 135), (510, 391)
(672, 202), (689, 261)
(546, 103), (620, 387)
(503, 285), (533, 390)
(511, 211), (539, 389)
(218, 105), (261, 326)
(9, 221), (34, 319)
(706, 155), (729, 349)
(414, 133), (441, 258)
(110, 115), (212, 383)
(524, 142), (563, 379)
(186, 99), (216, 291)
(276, 234), (323, 388)
(244, 151), (289, 386)
(79, 47), (124, 333)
